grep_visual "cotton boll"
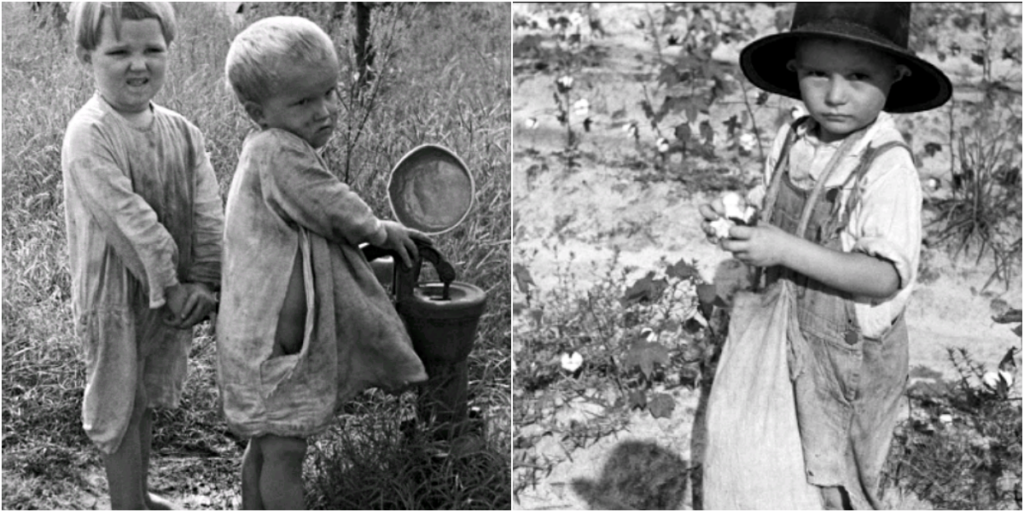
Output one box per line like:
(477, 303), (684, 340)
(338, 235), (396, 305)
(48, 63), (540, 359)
(710, 218), (734, 239)
(721, 192), (746, 221)
(983, 370), (1001, 390)
(742, 205), (758, 225)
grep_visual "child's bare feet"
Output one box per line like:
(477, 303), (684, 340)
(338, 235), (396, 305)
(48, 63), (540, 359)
(145, 491), (178, 510)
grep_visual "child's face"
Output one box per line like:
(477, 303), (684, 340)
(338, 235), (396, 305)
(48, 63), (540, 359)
(791, 38), (903, 143)
(76, 17), (168, 116)
(247, 61), (340, 149)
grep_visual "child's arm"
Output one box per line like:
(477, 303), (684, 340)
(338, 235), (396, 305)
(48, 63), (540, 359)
(261, 138), (388, 247)
(187, 142), (224, 291)
(64, 132), (182, 310)
(165, 140), (224, 329)
(721, 224), (900, 298)
(378, 220), (433, 269)
(719, 147), (920, 301)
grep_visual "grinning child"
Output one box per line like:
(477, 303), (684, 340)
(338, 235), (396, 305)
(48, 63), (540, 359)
(62, 2), (224, 508)
(700, 3), (952, 508)
(219, 16), (430, 509)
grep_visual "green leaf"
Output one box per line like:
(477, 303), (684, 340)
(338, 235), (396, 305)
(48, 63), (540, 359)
(628, 389), (647, 410)
(620, 271), (668, 307)
(674, 122), (691, 142)
(666, 258), (698, 280)
(649, 392), (676, 419)
(513, 263), (535, 294)
(623, 339), (671, 379)
(697, 283), (717, 318)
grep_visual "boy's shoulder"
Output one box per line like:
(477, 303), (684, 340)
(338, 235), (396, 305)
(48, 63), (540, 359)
(243, 128), (319, 161)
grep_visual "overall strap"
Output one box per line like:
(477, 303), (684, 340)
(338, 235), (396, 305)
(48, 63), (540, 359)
(824, 140), (913, 237)
(760, 118), (803, 225)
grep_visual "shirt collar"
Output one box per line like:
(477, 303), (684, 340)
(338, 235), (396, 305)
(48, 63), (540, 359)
(792, 112), (895, 157)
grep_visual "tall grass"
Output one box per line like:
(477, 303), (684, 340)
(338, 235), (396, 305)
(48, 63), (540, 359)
(2, 3), (510, 509)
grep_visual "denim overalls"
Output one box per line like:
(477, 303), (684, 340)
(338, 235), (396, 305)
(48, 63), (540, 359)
(763, 122), (911, 509)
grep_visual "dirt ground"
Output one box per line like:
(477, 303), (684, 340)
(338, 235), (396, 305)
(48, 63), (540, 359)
(512, 3), (1021, 509)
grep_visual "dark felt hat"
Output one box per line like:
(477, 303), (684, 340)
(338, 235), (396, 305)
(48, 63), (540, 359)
(740, 3), (952, 113)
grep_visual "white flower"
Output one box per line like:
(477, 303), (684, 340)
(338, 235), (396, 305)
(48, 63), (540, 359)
(983, 370), (1015, 390)
(624, 122), (639, 139)
(525, 117), (538, 129)
(982, 370), (1001, 390)
(561, 351), (583, 372)
(938, 413), (953, 425)
(738, 132), (757, 152)
(656, 137), (670, 153)
(640, 327), (657, 343)
(572, 98), (590, 118)
(556, 75), (574, 92)
(568, 11), (585, 31)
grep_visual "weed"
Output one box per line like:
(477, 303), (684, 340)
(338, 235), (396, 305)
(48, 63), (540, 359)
(928, 93), (1022, 289)
(882, 348), (1022, 509)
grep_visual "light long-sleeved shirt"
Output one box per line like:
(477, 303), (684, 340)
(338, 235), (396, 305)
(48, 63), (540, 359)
(217, 128), (425, 438)
(63, 93), (223, 323)
(749, 112), (922, 338)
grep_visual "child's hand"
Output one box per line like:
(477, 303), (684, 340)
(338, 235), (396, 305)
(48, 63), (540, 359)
(380, 220), (433, 270)
(699, 199), (727, 242)
(163, 283), (217, 329)
(164, 284), (189, 326)
(179, 283), (218, 328)
(719, 223), (792, 267)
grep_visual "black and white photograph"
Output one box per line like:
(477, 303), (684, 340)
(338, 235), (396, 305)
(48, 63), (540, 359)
(3, 2), (511, 509)
(512, 3), (1021, 510)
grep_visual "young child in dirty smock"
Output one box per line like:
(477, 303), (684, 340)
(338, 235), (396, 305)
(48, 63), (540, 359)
(61, 2), (223, 509)
(219, 16), (430, 509)
(699, 3), (952, 509)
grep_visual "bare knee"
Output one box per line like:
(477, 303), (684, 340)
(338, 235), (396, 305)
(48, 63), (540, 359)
(257, 435), (307, 467)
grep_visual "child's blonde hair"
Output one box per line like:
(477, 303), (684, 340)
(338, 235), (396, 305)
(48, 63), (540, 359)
(225, 16), (338, 105)
(71, 2), (177, 50)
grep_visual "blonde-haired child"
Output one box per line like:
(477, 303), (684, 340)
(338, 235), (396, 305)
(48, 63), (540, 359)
(62, 2), (223, 508)
(220, 16), (429, 509)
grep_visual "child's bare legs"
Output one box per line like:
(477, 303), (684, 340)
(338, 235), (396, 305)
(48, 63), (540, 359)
(242, 435), (308, 509)
(241, 249), (308, 509)
(104, 387), (147, 509)
(104, 362), (177, 510)
(241, 437), (265, 509)
(140, 408), (175, 509)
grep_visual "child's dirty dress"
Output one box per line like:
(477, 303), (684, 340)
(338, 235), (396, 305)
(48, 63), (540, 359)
(62, 94), (224, 454)
(760, 113), (921, 509)
(217, 128), (427, 439)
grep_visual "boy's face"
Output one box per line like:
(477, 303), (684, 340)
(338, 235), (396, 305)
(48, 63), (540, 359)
(246, 60), (340, 149)
(76, 17), (168, 116)
(791, 38), (903, 143)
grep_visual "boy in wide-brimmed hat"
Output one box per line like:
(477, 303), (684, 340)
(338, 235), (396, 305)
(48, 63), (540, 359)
(700, 3), (951, 509)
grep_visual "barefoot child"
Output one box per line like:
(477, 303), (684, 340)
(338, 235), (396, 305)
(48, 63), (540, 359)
(219, 16), (430, 509)
(700, 3), (951, 508)
(62, 2), (224, 508)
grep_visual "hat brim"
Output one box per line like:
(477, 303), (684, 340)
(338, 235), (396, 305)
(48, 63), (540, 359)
(740, 29), (953, 113)
(387, 144), (474, 235)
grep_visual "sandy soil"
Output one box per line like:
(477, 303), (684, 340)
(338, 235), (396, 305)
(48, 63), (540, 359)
(512, 3), (1021, 509)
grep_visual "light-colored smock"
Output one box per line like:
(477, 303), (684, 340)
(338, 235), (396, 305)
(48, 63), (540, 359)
(217, 128), (426, 439)
(62, 94), (224, 454)
(750, 112), (922, 338)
